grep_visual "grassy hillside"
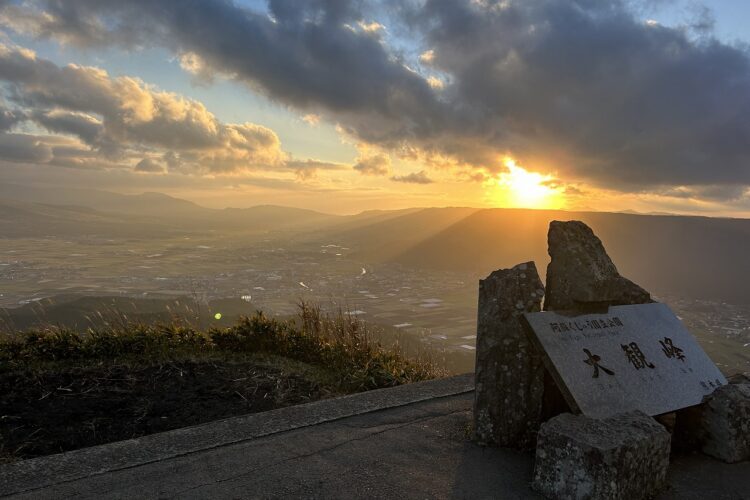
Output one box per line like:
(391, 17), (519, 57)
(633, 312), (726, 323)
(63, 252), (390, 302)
(0, 303), (443, 463)
(1, 295), (259, 332)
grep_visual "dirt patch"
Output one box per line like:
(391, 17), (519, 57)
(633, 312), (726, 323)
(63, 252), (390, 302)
(0, 359), (332, 462)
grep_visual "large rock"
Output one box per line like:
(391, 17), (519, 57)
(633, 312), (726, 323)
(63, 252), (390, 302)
(544, 220), (652, 312)
(532, 411), (670, 500)
(473, 262), (545, 449)
(675, 382), (750, 463)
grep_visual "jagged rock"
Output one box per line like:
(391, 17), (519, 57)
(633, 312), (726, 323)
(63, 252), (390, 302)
(544, 220), (652, 312)
(675, 383), (750, 463)
(473, 262), (545, 449)
(532, 411), (670, 500)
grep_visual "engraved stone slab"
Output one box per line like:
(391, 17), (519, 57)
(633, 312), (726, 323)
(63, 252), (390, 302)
(523, 303), (727, 419)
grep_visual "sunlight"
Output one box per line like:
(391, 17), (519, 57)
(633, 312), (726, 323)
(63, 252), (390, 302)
(494, 158), (562, 209)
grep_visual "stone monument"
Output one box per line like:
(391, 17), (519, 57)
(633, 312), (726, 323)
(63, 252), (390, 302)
(473, 262), (545, 449)
(523, 303), (728, 419)
(472, 220), (749, 499)
(540, 220), (658, 421)
(532, 221), (674, 499)
(544, 220), (652, 312)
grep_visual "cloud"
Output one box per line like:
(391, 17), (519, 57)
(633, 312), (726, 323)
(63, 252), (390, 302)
(0, 132), (53, 163)
(0, 41), (292, 174)
(134, 158), (166, 173)
(405, 0), (750, 188)
(353, 153), (390, 176)
(31, 109), (104, 145)
(391, 170), (434, 184)
(426, 76), (444, 89)
(285, 158), (348, 180)
(656, 184), (748, 202)
(419, 50), (435, 64)
(2, 0), (750, 200)
(358, 21), (385, 34)
(302, 113), (321, 126)
(0, 0), (445, 147)
(563, 185), (585, 196)
(0, 104), (24, 131)
(178, 51), (216, 83)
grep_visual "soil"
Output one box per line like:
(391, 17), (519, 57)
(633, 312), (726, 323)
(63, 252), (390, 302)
(0, 359), (332, 462)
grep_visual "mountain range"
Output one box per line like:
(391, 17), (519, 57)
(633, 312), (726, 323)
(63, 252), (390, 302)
(2, 184), (749, 303)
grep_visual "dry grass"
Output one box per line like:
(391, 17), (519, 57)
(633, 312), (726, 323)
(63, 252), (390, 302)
(0, 301), (445, 391)
(0, 302), (445, 462)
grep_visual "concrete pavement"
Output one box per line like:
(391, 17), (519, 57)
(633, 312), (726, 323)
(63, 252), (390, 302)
(2, 375), (749, 499)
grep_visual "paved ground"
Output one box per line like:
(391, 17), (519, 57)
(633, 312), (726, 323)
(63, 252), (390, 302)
(2, 375), (749, 499)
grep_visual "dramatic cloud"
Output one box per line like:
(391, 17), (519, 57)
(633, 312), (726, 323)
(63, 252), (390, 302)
(0, 42), (293, 174)
(1, 0), (750, 200)
(391, 170), (434, 184)
(0, 0), (448, 154)
(408, 0), (750, 188)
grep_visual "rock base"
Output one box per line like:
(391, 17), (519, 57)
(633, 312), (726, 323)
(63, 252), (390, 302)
(676, 383), (750, 463)
(532, 411), (670, 500)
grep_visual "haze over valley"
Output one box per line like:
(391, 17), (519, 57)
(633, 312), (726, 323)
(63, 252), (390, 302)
(2, 186), (748, 374)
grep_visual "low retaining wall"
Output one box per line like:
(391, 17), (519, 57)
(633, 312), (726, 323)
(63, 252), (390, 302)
(1, 374), (474, 497)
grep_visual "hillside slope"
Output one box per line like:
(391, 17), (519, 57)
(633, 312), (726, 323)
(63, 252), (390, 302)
(290, 206), (750, 302)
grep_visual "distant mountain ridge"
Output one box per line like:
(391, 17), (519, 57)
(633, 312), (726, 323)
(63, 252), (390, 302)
(4, 183), (750, 303)
(317, 207), (750, 304)
(0, 184), (340, 233)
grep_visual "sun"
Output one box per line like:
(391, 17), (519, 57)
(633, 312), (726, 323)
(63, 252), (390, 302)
(493, 158), (562, 209)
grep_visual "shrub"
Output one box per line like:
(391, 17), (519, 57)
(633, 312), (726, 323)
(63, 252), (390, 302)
(0, 302), (444, 390)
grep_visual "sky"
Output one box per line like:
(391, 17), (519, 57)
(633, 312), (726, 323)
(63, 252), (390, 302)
(0, 0), (749, 215)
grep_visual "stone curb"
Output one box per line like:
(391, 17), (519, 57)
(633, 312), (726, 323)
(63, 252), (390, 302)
(0, 373), (474, 497)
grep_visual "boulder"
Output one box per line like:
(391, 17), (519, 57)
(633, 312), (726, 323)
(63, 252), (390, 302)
(473, 262), (545, 449)
(544, 220), (652, 312)
(532, 411), (671, 500)
(675, 382), (750, 463)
